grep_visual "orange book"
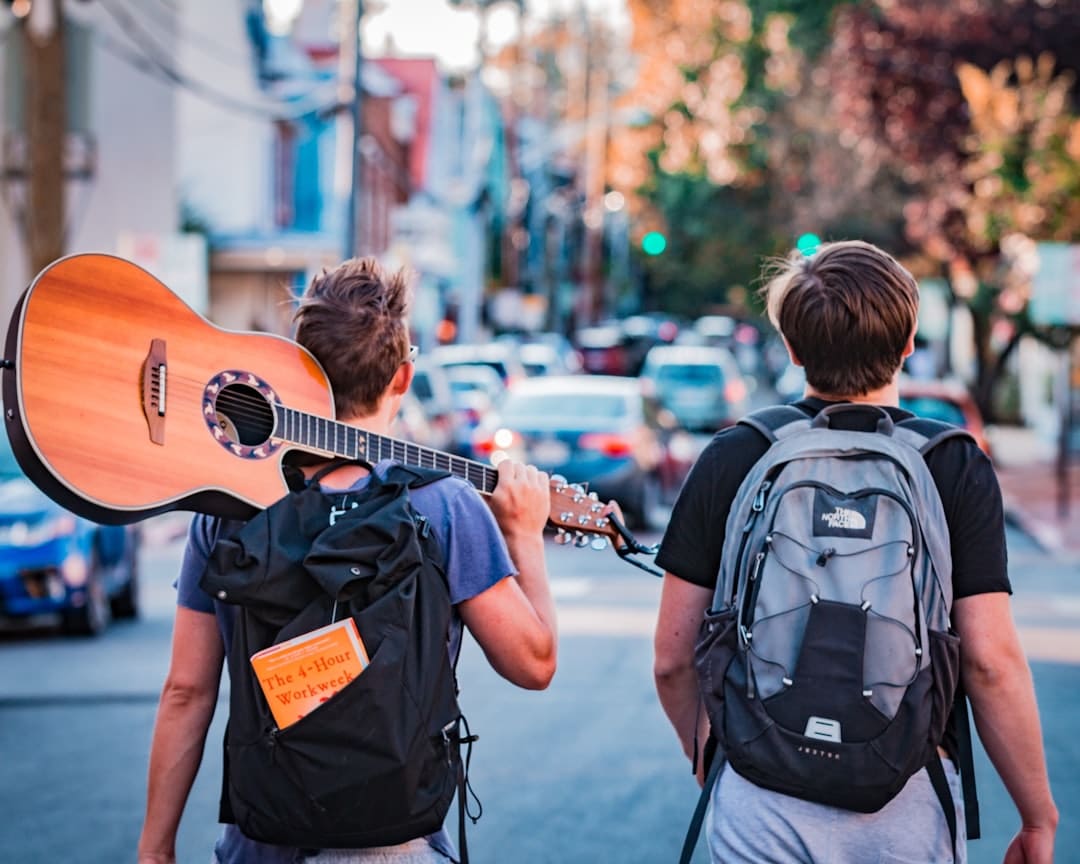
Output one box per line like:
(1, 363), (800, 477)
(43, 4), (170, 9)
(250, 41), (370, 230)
(250, 618), (370, 729)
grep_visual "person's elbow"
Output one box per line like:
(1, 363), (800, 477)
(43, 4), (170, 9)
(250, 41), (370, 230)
(653, 644), (694, 691)
(510, 639), (557, 690)
(961, 637), (1029, 696)
(159, 672), (219, 714)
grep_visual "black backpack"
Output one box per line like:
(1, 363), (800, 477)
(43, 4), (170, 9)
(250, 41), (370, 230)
(199, 461), (476, 852)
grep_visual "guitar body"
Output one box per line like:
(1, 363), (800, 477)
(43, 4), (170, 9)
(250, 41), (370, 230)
(3, 253), (335, 524)
(2, 254), (621, 548)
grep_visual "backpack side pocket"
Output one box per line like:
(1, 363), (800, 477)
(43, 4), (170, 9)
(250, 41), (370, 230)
(695, 606), (739, 744)
(927, 628), (961, 747)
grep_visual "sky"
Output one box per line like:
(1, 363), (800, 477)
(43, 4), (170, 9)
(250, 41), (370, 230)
(362, 0), (629, 70)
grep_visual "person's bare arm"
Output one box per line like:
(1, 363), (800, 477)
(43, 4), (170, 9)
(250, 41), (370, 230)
(459, 459), (556, 690)
(654, 573), (713, 775)
(137, 607), (225, 864)
(953, 592), (1058, 863)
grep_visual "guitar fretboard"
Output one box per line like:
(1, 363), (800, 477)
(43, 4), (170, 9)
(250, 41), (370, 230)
(274, 405), (498, 494)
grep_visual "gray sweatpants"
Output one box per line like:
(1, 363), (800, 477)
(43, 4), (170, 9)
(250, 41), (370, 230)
(707, 763), (966, 864)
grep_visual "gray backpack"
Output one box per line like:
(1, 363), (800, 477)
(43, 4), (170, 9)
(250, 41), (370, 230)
(683, 403), (978, 861)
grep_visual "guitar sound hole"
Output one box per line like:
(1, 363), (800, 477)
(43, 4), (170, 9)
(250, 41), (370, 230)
(216, 383), (275, 446)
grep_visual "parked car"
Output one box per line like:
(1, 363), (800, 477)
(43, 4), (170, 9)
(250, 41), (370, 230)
(519, 341), (581, 377)
(470, 375), (686, 530)
(497, 332), (584, 376)
(429, 342), (529, 388)
(408, 357), (467, 454)
(898, 376), (993, 457)
(574, 324), (629, 376)
(443, 364), (506, 456)
(0, 429), (140, 635)
(692, 314), (737, 347)
(620, 314), (680, 377)
(640, 344), (750, 432)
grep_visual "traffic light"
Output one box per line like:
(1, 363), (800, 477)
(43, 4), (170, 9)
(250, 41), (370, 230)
(641, 231), (667, 256)
(796, 233), (821, 256)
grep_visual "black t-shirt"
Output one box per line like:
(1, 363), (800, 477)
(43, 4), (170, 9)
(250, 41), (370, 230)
(657, 397), (1011, 597)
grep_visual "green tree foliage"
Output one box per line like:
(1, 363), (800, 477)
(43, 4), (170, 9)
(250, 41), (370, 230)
(625, 0), (1080, 418)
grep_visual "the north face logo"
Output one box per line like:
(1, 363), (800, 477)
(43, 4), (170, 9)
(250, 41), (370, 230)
(820, 507), (866, 531)
(812, 489), (876, 538)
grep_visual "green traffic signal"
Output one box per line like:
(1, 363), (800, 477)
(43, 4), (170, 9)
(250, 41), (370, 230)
(796, 233), (821, 256)
(642, 231), (667, 256)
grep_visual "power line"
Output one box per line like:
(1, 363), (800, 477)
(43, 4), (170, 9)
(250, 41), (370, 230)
(125, 0), (258, 70)
(95, 0), (344, 122)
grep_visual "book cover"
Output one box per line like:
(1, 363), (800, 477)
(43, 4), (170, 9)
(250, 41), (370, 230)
(250, 618), (370, 729)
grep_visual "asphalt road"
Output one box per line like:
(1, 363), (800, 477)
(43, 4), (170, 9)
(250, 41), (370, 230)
(0, 513), (1076, 864)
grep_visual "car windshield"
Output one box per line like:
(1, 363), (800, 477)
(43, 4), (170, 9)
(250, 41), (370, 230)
(500, 392), (629, 424)
(445, 360), (508, 381)
(0, 432), (24, 481)
(653, 364), (724, 386)
(899, 396), (966, 427)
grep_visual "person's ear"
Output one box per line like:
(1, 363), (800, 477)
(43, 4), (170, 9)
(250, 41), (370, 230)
(901, 329), (916, 360)
(389, 361), (413, 396)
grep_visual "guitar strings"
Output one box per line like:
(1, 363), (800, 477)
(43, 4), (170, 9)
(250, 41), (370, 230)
(159, 371), (498, 490)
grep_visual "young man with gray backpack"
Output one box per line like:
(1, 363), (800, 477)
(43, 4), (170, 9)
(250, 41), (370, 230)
(654, 240), (1058, 863)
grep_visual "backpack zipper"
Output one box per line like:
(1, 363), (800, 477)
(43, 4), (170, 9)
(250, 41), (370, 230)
(729, 479), (772, 608)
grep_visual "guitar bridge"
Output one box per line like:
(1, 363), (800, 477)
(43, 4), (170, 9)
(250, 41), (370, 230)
(141, 338), (167, 445)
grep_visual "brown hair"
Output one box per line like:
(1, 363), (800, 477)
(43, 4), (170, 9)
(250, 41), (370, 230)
(293, 257), (412, 418)
(762, 240), (918, 398)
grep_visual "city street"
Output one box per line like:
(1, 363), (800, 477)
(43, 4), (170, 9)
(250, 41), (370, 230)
(0, 513), (1076, 863)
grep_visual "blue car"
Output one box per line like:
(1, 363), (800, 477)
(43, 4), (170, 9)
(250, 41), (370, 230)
(470, 375), (686, 531)
(0, 430), (140, 635)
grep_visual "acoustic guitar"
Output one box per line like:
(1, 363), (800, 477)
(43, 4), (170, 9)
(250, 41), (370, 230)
(1, 253), (618, 547)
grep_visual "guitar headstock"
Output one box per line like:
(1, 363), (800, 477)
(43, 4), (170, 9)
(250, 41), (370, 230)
(547, 477), (619, 549)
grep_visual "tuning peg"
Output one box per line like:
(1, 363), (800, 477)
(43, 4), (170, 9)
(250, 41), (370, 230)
(590, 536), (609, 551)
(551, 474), (568, 490)
(573, 532), (590, 548)
(553, 529), (572, 546)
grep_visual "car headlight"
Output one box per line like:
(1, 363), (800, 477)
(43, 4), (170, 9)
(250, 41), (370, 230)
(0, 514), (78, 547)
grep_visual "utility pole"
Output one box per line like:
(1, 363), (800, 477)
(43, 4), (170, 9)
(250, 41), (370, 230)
(343, 0), (363, 259)
(23, 0), (66, 276)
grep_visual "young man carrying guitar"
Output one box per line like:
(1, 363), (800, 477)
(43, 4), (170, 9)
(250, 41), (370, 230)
(135, 257), (598, 864)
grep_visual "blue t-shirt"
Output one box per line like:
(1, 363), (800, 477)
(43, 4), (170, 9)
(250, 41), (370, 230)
(174, 461), (517, 864)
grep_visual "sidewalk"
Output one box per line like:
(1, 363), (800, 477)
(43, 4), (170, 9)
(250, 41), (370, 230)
(987, 425), (1080, 559)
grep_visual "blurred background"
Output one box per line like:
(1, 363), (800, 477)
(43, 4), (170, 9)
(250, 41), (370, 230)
(0, 0), (1078, 444)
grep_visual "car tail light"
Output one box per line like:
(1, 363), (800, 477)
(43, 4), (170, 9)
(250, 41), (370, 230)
(579, 432), (633, 457)
(725, 379), (747, 404)
(473, 428), (519, 461)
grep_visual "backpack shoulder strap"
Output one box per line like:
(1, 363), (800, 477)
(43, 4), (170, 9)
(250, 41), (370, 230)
(382, 462), (452, 490)
(894, 417), (976, 456)
(736, 404), (810, 443)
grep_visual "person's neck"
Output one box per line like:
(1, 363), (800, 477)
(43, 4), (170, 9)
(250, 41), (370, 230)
(804, 379), (900, 408)
(299, 405), (397, 484)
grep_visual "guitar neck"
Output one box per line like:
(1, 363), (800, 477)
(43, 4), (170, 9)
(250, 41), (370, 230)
(274, 404), (498, 494)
